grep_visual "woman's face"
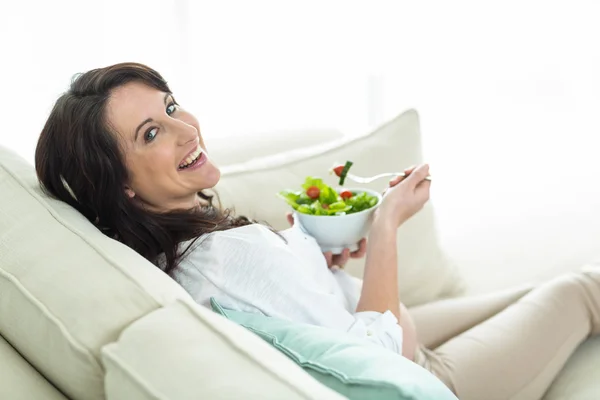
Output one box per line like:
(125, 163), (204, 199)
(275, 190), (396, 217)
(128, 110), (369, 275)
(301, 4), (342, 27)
(106, 81), (220, 211)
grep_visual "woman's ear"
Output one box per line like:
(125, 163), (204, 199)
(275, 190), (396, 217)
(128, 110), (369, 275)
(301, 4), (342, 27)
(125, 187), (136, 198)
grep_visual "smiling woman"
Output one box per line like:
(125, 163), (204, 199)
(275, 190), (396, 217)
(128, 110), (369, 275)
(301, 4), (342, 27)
(34, 62), (433, 366)
(106, 81), (220, 211)
(35, 63), (253, 274)
(33, 62), (600, 400)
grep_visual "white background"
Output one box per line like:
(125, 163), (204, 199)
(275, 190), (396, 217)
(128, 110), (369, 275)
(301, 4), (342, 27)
(2, 0), (600, 289)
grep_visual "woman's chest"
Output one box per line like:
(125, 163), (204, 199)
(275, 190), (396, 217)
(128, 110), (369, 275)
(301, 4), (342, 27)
(280, 227), (342, 296)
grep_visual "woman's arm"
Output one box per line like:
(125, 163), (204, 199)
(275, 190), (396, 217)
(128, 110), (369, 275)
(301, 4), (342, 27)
(356, 164), (431, 360)
(357, 220), (400, 317)
(357, 220), (419, 360)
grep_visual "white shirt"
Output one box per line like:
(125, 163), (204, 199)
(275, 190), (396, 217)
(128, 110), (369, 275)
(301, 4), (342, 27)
(170, 223), (404, 354)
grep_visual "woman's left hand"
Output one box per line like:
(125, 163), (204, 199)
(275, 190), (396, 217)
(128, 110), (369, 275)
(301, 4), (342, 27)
(286, 213), (368, 269)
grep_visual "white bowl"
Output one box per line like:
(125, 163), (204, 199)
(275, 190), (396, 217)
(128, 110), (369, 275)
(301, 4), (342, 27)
(293, 188), (383, 255)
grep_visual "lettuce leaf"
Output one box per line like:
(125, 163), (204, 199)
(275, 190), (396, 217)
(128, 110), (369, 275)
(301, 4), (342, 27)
(278, 176), (378, 216)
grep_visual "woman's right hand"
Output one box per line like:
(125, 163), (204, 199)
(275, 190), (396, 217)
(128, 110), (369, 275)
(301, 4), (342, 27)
(373, 164), (431, 229)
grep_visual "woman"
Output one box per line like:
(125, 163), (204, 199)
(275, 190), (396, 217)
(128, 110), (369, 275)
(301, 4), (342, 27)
(36, 62), (600, 400)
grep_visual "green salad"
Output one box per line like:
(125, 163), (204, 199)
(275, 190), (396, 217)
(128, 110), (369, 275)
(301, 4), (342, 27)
(278, 177), (379, 216)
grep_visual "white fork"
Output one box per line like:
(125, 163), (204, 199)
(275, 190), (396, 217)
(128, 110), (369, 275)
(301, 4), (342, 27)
(344, 172), (432, 184)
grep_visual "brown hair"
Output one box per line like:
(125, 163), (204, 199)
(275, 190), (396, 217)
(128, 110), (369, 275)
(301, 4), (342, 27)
(35, 62), (253, 274)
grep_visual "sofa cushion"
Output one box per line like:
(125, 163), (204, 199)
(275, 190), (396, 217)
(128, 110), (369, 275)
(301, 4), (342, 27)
(216, 109), (464, 306)
(0, 334), (67, 400)
(209, 128), (343, 166)
(211, 299), (457, 400)
(102, 299), (346, 400)
(542, 335), (600, 400)
(0, 146), (192, 399)
(0, 146), (339, 400)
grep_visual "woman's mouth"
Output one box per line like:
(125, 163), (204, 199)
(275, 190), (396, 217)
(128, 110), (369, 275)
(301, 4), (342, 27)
(178, 147), (207, 171)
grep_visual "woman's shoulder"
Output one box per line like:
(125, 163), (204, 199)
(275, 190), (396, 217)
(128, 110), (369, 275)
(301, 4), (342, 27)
(181, 223), (286, 255)
(199, 223), (281, 241)
(175, 223), (294, 280)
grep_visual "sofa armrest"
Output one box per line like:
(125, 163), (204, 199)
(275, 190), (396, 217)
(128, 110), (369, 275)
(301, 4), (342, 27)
(0, 334), (67, 400)
(102, 299), (346, 400)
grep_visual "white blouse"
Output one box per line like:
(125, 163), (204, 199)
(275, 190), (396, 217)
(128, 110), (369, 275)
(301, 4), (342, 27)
(170, 222), (404, 354)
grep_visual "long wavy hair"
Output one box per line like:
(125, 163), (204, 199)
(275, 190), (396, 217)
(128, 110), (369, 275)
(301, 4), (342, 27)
(35, 62), (254, 274)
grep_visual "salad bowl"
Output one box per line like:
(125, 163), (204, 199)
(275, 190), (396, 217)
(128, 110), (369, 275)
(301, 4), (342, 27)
(278, 177), (382, 254)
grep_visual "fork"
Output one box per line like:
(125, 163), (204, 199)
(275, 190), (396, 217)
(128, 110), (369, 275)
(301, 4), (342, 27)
(344, 171), (432, 184)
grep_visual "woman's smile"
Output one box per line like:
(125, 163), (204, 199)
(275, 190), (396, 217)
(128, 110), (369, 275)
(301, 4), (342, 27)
(178, 147), (208, 172)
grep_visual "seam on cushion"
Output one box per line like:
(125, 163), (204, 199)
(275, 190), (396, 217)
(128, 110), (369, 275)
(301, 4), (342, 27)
(0, 268), (102, 371)
(220, 109), (420, 176)
(0, 160), (170, 308)
(101, 347), (166, 400)
(178, 300), (320, 400)
(0, 333), (70, 399)
(0, 156), (172, 377)
(240, 324), (402, 393)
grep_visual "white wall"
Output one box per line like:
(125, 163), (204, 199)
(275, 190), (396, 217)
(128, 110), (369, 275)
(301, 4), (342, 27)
(2, 0), (600, 289)
(0, 0), (188, 161)
(380, 1), (600, 291)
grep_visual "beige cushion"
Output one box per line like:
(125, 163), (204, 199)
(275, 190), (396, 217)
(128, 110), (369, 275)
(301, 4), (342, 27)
(216, 109), (464, 306)
(103, 299), (346, 400)
(209, 128), (343, 166)
(0, 334), (67, 400)
(0, 146), (191, 399)
(0, 146), (338, 400)
(542, 335), (600, 400)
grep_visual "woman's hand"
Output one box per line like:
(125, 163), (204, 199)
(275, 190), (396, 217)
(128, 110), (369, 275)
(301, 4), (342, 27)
(374, 164), (431, 229)
(286, 213), (367, 269)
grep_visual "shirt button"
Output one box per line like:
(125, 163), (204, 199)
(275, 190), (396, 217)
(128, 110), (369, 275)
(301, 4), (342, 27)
(366, 330), (373, 336)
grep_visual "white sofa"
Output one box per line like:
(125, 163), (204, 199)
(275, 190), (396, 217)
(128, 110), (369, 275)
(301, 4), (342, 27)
(0, 109), (598, 399)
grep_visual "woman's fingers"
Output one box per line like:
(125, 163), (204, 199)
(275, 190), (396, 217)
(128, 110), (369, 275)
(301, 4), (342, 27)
(405, 164), (430, 187)
(404, 165), (417, 175)
(331, 248), (350, 268)
(388, 175), (403, 187)
(323, 251), (334, 268)
(329, 240), (367, 269)
(389, 165), (418, 188)
(350, 238), (367, 258)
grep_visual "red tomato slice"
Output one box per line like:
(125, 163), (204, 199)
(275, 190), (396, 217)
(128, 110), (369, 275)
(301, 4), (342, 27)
(306, 186), (320, 199)
(332, 165), (345, 177)
(340, 190), (353, 200)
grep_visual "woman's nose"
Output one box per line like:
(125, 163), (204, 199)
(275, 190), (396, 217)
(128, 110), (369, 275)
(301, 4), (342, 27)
(174, 120), (198, 146)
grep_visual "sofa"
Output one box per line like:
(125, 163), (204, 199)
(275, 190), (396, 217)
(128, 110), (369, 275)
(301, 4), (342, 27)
(0, 109), (598, 399)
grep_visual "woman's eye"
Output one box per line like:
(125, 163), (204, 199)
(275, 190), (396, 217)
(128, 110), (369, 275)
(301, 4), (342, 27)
(166, 103), (177, 115)
(145, 127), (158, 143)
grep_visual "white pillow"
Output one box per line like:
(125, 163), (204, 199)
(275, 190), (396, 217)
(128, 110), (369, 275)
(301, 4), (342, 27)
(216, 109), (464, 306)
(208, 128), (343, 166)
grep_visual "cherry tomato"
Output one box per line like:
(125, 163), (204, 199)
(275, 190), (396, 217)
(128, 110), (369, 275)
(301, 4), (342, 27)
(340, 190), (353, 200)
(306, 186), (320, 199)
(332, 165), (345, 177)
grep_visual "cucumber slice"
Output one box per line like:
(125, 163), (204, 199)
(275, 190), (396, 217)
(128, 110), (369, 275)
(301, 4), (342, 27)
(338, 161), (353, 186)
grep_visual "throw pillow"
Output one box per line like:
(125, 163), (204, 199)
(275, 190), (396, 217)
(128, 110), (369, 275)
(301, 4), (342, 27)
(211, 298), (458, 400)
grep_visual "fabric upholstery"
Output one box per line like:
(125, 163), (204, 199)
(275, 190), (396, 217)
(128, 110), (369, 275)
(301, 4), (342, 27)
(103, 299), (346, 400)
